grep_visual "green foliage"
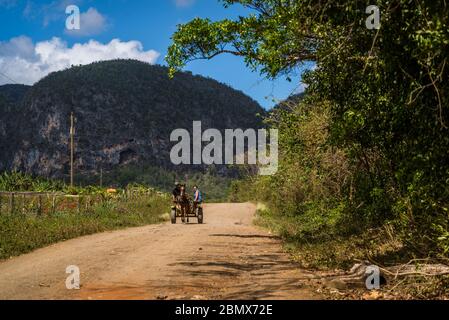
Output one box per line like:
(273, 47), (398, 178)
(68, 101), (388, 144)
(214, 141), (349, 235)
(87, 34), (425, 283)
(231, 100), (355, 238)
(77, 164), (234, 202)
(172, 0), (449, 258)
(301, 0), (449, 253)
(0, 171), (65, 192)
(0, 171), (114, 196)
(167, 1), (316, 78)
(0, 84), (29, 103)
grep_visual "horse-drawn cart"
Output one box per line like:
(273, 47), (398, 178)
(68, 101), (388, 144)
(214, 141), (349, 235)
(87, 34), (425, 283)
(170, 202), (203, 224)
(171, 184), (203, 224)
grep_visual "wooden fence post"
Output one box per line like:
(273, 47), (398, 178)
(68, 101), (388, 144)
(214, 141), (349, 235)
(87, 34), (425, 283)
(10, 192), (15, 214)
(22, 194), (25, 214)
(37, 195), (43, 216)
(51, 195), (56, 215)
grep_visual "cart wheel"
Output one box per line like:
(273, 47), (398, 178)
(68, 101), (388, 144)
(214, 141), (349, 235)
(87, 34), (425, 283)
(197, 208), (203, 224)
(170, 208), (176, 224)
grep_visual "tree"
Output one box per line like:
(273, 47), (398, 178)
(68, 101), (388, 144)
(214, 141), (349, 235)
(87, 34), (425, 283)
(167, 0), (319, 78)
(167, 0), (449, 254)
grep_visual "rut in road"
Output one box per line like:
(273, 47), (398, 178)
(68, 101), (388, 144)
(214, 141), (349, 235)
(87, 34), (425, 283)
(0, 203), (321, 300)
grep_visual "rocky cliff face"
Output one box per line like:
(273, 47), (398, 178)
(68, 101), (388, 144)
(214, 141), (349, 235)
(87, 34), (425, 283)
(0, 60), (265, 178)
(0, 85), (30, 172)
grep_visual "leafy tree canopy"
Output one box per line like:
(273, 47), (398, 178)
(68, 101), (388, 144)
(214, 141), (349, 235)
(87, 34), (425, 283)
(167, 0), (323, 78)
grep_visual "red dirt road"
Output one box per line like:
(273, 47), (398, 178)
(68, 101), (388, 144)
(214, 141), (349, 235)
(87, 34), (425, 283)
(0, 203), (320, 300)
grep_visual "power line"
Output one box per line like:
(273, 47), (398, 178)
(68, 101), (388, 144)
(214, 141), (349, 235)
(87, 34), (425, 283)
(0, 69), (19, 84)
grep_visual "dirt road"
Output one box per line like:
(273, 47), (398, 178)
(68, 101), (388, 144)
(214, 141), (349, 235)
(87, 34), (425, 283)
(0, 203), (320, 300)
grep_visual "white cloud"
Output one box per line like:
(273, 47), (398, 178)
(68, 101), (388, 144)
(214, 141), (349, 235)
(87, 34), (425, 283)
(0, 36), (160, 85)
(175, 0), (195, 8)
(0, 36), (36, 61)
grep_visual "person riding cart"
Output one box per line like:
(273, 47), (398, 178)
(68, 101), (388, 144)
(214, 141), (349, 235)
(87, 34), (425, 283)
(170, 182), (204, 224)
(193, 185), (202, 210)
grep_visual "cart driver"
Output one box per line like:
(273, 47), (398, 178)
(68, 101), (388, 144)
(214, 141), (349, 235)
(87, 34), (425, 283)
(172, 181), (181, 202)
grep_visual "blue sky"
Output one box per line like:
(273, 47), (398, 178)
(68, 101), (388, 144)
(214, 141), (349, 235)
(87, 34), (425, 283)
(0, 0), (307, 109)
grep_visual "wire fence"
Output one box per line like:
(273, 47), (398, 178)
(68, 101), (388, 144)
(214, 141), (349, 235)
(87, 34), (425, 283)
(0, 188), (162, 216)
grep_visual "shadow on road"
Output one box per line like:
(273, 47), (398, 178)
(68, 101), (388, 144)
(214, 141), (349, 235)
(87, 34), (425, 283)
(169, 246), (316, 299)
(209, 233), (280, 240)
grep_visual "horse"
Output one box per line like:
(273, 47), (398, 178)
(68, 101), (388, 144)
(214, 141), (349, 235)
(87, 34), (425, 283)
(176, 185), (191, 223)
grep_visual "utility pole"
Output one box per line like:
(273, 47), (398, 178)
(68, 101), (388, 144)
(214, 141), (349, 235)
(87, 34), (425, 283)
(70, 112), (75, 188)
